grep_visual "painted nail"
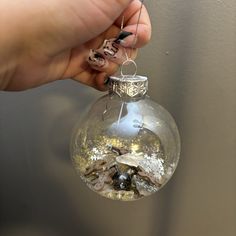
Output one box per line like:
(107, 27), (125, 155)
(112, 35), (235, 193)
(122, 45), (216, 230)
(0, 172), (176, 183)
(119, 34), (137, 47)
(103, 76), (111, 85)
(114, 31), (133, 44)
(87, 50), (107, 68)
(100, 39), (125, 64)
(102, 39), (120, 58)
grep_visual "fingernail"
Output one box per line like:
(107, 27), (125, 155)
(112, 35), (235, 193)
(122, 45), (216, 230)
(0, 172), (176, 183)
(119, 34), (137, 47)
(100, 40), (125, 64)
(102, 39), (120, 59)
(114, 31), (133, 44)
(103, 76), (111, 85)
(87, 50), (107, 68)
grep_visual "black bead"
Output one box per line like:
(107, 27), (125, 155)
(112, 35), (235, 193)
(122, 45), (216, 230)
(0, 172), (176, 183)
(113, 172), (132, 191)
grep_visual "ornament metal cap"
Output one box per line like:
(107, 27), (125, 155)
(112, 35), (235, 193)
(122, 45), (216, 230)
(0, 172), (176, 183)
(109, 75), (148, 99)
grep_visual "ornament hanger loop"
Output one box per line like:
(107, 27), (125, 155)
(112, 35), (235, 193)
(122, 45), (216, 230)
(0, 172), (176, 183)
(120, 59), (137, 78)
(119, 0), (144, 78)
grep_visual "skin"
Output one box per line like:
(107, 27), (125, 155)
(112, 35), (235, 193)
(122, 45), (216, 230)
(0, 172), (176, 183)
(0, 0), (151, 91)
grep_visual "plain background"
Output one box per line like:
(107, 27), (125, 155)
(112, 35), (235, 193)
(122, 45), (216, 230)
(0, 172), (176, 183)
(0, 0), (236, 235)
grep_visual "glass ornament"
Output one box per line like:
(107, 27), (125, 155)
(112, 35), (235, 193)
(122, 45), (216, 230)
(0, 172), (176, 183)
(70, 75), (180, 201)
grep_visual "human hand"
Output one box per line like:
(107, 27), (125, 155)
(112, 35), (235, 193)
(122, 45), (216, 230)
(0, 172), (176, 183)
(0, 0), (151, 91)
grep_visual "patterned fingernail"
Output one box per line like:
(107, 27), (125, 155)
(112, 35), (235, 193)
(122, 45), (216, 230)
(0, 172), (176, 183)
(101, 39), (125, 64)
(102, 39), (120, 58)
(114, 31), (133, 44)
(87, 50), (107, 68)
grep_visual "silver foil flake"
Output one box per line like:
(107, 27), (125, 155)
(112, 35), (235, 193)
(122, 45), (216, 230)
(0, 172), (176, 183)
(140, 153), (165, 180)
(116, 153), (144, 167)
(116, 152), (165, 180)
(133, 175), (159, 196)
(91, 155), (102, 161)
(90, 147), (103, 161)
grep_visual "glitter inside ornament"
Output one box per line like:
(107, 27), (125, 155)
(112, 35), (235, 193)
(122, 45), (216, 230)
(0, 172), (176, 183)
(71, 75), (180, 201)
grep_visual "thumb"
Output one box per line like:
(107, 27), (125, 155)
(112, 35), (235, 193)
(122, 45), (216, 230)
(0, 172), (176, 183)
(34, 0), (133, 53)
(71, 0), (133, 43)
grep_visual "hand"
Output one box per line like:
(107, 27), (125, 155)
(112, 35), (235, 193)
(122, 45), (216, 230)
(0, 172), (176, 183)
(0, 0), (151, 91)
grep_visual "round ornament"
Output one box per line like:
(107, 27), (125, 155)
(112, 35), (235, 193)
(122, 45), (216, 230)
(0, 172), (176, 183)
(71, 75), (180, 201)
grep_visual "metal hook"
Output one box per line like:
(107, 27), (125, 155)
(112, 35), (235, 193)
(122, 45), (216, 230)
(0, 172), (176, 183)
(119, 0), (144, 78)
(120, 59), (138, 78)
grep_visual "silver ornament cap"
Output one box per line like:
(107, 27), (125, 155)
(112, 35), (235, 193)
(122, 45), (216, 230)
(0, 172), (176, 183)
(109, 75), (148, 99)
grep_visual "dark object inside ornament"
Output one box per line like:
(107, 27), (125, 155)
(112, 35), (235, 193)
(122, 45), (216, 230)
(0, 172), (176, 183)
(113, 172), (132, 191)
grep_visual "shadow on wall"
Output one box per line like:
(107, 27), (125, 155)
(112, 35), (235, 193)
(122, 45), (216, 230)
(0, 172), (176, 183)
(0, 81), (103, 236)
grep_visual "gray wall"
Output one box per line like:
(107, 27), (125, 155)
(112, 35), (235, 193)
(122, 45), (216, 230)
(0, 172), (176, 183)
(0, 0), (235, 235)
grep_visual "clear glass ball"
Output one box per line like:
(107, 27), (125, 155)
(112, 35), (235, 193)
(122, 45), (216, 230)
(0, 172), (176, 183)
(71, 76), (180, 201)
